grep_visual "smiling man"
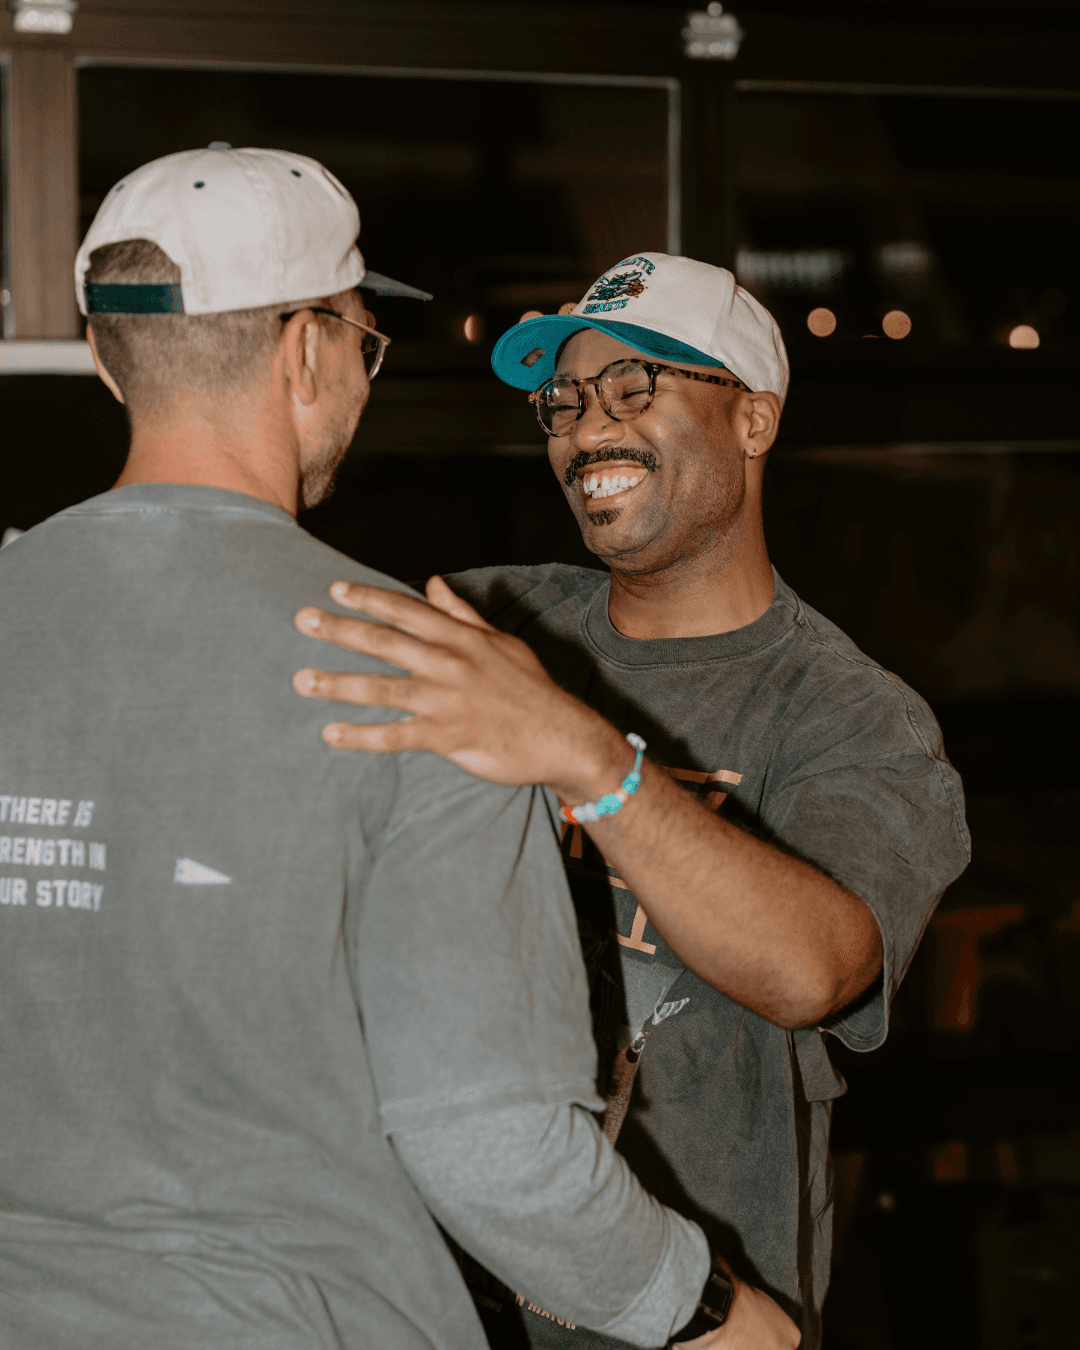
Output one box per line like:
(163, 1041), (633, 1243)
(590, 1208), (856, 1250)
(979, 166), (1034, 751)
(293, 253), (970, 1349)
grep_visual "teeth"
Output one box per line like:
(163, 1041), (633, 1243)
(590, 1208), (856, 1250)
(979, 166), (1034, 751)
(582, 470), (647, 500)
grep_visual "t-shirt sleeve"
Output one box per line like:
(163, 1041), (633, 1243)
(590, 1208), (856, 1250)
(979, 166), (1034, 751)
(762, 671), (970, 1052)
(444, 566), (544, 622)
(445, 564), (606, 629)
(351, 757), (604, 1132)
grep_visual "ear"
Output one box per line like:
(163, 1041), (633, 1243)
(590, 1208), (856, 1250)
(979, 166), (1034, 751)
(280, 309), (323, 410)
(86, 325), (125, 405)
(741, 391), (782, 461)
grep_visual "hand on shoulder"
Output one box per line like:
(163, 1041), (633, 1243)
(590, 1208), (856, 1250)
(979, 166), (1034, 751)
(293, 574), (628, 798)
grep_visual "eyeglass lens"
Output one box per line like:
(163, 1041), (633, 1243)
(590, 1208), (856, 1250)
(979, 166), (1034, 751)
(538, 361), (653, 435)
(361, 332), (384, 377)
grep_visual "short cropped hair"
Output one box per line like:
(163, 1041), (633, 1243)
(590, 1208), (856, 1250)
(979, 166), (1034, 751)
(86, 239), (282, 415)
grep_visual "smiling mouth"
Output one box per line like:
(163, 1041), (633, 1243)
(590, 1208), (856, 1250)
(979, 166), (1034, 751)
(581, 470), (645, 501)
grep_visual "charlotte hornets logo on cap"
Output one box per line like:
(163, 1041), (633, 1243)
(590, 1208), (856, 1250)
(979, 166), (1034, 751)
(583, 255), (655, 314)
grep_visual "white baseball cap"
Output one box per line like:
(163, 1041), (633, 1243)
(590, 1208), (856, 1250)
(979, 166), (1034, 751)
(75, 145), (431, 317)
(491, 252), (788, 400)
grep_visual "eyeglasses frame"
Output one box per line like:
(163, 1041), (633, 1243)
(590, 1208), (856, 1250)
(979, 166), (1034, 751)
(528, 359), (748, 437)
(277, 306), (391, 380)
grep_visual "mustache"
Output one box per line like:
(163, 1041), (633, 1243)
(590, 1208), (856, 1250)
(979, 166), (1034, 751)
(562, 446), (660, 488)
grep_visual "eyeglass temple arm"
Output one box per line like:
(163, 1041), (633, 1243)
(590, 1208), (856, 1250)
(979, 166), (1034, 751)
(278, 306), (391, 344)
(666, 367), (745, 389)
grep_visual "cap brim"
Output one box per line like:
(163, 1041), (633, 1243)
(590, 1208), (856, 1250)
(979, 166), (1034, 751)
(491, 316), (727, 390)
(357, 270), (433, 301)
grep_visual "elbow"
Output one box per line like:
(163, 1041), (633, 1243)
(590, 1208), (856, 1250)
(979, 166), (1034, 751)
(751, 962), (838, 1030)
(778, 926), (884, 1031)
(704, 959), (846, 1031)
(772, 983), (837, 1032)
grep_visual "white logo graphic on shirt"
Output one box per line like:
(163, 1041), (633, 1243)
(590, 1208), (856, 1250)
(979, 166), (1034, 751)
(174, 858), (232, 886)
(653, 997), (691, 1026)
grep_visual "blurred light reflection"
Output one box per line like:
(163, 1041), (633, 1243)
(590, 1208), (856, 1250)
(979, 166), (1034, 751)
(807, 307), (837, 337)
(883, 310), (913, 340)
(1008, 324), (1040, 349)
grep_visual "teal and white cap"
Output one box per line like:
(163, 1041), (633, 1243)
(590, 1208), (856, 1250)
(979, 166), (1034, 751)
(491, 252), (789, 400)
(75, 145), (431, 317)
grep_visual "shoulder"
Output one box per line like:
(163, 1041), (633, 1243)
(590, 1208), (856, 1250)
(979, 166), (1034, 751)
(445, 562), (608, 625)
(765, 584), (970, 863)
(773, 589), (968, 853)
(274, 526), (419, 601)
(21, 487), (418, 608)
(17, 489), (417, 665)
(779, 583), (947, 762)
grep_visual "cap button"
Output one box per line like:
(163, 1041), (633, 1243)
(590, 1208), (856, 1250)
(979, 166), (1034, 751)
(208, 141), (232, 150)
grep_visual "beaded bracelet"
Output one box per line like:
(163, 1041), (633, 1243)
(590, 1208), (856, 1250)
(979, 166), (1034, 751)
(559, 733), (646, 825)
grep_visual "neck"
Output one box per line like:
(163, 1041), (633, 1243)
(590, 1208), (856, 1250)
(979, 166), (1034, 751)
(606, 510), (775, 639)
(113, 395), (301, 517)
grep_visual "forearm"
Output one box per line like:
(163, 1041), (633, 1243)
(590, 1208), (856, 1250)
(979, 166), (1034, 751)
(554, 718), (882, 1028)
(393, 1100), (709, 1346)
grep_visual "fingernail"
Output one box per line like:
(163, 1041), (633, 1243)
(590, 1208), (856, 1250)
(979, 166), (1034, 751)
(297, 609), (320, 630)
(330, 582), (349, 600)
(324, 724), (343, 744)
(295, 669), (317, 693)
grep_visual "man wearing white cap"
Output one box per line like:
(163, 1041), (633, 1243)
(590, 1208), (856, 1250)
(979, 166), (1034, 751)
(293, 252), (970, 1348)
(0, 172), (803, 1350)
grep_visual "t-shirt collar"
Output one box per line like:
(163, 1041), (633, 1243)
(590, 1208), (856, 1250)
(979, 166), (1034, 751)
(62, 482), (297, 528)
(583, 567), (798, 668)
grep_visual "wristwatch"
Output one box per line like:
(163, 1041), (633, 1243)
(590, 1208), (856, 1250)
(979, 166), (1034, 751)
(669, 1259), (736, 1344)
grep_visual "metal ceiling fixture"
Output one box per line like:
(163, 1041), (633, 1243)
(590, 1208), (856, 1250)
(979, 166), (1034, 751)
(682, 2), (744, 60)
(11, 0), (77, 34)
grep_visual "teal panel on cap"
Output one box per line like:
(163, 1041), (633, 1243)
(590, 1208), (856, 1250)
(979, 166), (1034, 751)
(84, 282), (185, 314)
(491, 315), (725, 390)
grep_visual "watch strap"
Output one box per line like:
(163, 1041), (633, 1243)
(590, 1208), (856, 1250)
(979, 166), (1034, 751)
(670, 1262), (735, 1344)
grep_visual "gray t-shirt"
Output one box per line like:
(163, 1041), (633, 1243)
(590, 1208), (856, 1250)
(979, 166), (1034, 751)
(0, 486), (600, 1350)
(447, 563), (971, 1349)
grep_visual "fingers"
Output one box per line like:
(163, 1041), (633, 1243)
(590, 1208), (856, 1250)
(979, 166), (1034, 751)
(325, 580), (468, 642)
(295, 606), (436, 673)
(424, 575), (495, 631)
(296, 579), (500, 671)
(321, 716), (428, 755)
(293, 667), (417, 711)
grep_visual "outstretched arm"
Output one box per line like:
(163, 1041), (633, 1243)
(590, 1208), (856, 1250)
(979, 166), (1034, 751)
(396, 1100), (799, 1350)
(358, 741), (800, 1349)
(295, 577), (881, 1030)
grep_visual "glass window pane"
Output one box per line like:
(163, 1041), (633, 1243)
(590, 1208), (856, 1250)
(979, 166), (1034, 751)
(728, 91), (1079, 354)
(78, 66), (672, 366)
